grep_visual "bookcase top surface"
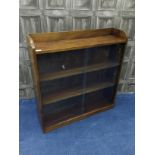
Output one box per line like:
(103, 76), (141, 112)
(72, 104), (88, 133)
(27, 28), (127, 54)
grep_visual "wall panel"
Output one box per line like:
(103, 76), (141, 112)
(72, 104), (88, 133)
(19, 0), (135, 98)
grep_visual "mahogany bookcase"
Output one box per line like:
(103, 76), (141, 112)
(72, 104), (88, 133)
(27, 28), (127, 133)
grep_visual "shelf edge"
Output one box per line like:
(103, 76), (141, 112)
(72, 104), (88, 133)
(40, 62), (119, 82)
(43, 82), (115, 105)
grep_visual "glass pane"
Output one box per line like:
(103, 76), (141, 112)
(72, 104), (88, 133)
(40, 74), (84, 97)
(84, 87), (115, 112)
(37, 49), (85, 75)
(43, 95), (83, 126)
(85, 67), (118, 87)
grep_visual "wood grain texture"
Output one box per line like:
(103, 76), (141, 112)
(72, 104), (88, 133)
(26, 36), (44, 127)
(28, 28), (127, 54)
(27, 28), (127, 132)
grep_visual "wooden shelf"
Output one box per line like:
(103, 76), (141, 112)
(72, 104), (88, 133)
(44, 102), (114, 133)
(42, 82), (114, 105)
(40, 62), (119, 82)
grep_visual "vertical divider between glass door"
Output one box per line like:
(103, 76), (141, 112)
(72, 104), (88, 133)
(81, 48), (89, 114)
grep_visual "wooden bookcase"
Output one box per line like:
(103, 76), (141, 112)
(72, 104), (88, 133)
(27, 28), (127, 133)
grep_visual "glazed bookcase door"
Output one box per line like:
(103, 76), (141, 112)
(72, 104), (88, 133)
(37, 49), (86, 127)
(83, 45), (122, 112)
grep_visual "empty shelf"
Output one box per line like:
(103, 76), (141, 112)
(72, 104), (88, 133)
(44, 102), (114, 132)
(42, 82), (114, 105)
(40, 62), (119, 82)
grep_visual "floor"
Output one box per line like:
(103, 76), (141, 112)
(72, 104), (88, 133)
(19, 93), (135, 155)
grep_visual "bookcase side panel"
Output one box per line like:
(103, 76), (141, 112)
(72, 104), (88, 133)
(27, 46), (44, 128)
(111, 43), (127, 102)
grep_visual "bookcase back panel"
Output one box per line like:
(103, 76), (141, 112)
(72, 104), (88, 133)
(40, 74), (84, 97)
(37, 49), (85, 75)
(85, 67), (118, 87)
(108, 46), (122, 63)
(86, 45), (121, 65)
(86, 46), (110, 65)
(84, 87), (115, 112)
